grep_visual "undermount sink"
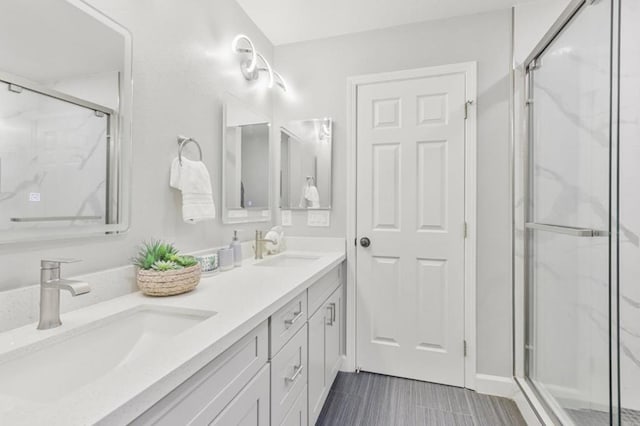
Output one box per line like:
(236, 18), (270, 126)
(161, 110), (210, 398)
(256, 253), (321, 267)
(0, 305), (215, 402)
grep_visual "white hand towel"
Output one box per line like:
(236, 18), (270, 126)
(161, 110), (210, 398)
(264, 226), (284, 254)
(304, 185), (320, 209)
(170, 157), (216, 223)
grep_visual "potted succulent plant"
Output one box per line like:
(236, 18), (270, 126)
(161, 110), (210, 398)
(132, 241), (201, 296)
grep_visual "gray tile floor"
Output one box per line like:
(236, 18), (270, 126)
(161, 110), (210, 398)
(317, 372), (526, 426)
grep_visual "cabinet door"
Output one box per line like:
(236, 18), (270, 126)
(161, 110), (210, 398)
(132, 322), (268, 426)
(325, 286), (343, 384)
(271, 325), (308, 425)
(308, 305), (329, 425)
(280, 385), (308, 426)
(210, 364), (270, 426)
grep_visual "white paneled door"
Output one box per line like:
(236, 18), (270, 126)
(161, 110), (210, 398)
(356, 70), (467, 386)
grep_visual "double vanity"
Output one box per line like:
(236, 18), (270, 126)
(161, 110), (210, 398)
(0, 1), (343, 424)
(0, 240), (345, 425)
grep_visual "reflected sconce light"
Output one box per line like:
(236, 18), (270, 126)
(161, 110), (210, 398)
(232, 34), (287, 92)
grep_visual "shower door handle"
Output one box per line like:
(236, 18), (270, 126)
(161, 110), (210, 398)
(525, 222), (608, 237)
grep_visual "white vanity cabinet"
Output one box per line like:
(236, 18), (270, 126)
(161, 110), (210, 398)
(271, 325), (308, 425)
(131, 261), (344, 426)
(132, 321), (269, 425)
(308, 284), (343, 425)
(209, 364), (270, 426)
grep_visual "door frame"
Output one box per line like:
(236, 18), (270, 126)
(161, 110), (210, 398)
(344, 62), (478, 389)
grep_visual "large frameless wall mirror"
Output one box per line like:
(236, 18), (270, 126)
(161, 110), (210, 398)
(0, 0), (133, 243)
(280, 118), (333, 210)
(222, 93), (271, 224)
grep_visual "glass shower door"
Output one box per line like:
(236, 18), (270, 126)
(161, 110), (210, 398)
(525, 0), (615, 424)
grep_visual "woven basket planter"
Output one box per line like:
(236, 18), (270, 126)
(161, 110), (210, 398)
(137, 264), (202, 296)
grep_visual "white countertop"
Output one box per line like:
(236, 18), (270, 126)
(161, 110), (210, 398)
(0, 246), (345, 425)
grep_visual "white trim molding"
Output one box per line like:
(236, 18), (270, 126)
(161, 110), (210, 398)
(477, 374), (546, 426)
(344, 62), (478, 390)
(475, 374), (518, 399)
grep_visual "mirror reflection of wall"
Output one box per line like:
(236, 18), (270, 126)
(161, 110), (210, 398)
(222, 94), (271, 223)
(280, 119), (332, 210)
(224, 123), (270, 209)
(0, 0), (131, 242)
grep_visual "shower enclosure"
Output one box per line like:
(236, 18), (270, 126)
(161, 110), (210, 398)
(519, 0), (639, 424)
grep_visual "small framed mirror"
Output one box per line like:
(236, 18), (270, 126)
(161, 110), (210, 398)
(222, 94), (271, 224)
(280, 118), (333, 210)
(0, 0), (132, 243)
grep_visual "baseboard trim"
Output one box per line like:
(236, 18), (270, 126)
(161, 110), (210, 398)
(475, 375), (545, 425)
(475, 374), (518, 398)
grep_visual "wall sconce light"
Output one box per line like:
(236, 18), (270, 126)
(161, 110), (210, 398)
(232, 34), (287, 92)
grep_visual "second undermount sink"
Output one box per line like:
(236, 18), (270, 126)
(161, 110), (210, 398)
(256, 253), (321, 268)
(0, 305), (215, 402)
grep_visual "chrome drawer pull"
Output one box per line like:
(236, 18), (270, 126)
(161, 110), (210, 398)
(285, 365), (303, 383)
(284, 310), (304, 327)
(326, 305), (333, 325)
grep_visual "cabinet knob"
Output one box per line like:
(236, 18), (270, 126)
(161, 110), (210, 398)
(360, 237), (371, 248)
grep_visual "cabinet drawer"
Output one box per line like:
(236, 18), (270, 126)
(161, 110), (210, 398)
(280, 384), (307, 426)
(307, 265), (341, 317)
(271, 325), (308, 426)
(209, 364), (270, 426)
(132, 321), (268, 426)
(270, 291), (307, 357)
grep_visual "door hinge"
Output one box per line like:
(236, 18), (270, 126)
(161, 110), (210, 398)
(464, 340), (468, 357)
(463, 222), (468, 238)
(464, 100), (474, 119)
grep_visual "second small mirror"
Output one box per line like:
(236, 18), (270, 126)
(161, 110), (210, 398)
(222, 94), (271, 224)
(280, 118), (333, 210)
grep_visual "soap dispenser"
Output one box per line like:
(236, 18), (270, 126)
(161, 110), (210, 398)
(230, 230), (242, 267)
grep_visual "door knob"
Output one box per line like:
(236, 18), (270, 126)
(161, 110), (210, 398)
(360, 237), (371, 248)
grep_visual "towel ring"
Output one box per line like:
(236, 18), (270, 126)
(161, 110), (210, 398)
(177, 135), (203, 165)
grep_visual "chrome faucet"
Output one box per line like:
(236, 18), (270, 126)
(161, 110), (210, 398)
(254, 230), (276, 260)
(37, 258), (90, 330)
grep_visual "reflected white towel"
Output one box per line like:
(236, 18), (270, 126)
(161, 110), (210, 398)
(304, 185), (320, 209)
(170, 157), (216, 223)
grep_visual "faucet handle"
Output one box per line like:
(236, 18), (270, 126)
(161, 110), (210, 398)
(41, 258), (81, 269)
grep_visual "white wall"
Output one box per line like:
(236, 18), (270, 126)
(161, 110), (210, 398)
(274, 9), (513, 377)
(513, 0), (571, 66)
(0, 0), (274, 292)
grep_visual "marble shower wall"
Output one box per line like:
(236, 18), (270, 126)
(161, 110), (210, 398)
(514, 0), (640, 413)
(619, 0), (640, 411)
(527, 0), (611, 410)
(0, 83), (108, 230)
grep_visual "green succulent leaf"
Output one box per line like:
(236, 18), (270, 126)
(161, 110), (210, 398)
(177, 255), (198, 268)
(151, 260), (180, 271)
(132, 240), (188, 270)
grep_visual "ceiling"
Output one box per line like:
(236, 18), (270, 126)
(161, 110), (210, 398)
(236, 0), (540, 45)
